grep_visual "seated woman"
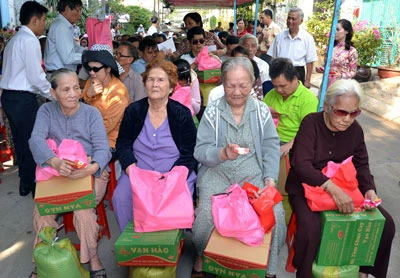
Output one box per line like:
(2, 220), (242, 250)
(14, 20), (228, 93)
(112, 58), (197, 232)
(29, 69), (111, 278)
(286, 79), (395, 278)
(82, 44), (130, 160)
(192, 57), (286, 278)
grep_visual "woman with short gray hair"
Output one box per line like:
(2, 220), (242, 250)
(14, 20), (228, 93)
(192, 56), (286, 278)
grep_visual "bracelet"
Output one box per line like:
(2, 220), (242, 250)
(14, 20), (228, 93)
(323, 180), (332, 191)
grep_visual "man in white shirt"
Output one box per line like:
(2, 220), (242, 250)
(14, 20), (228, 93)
(259, 9), (281, 63)
(0, 1), (53, 197)
(267, 7), (317, 89)
(147, 16), (159, 36)
(44, 0), (84, 73)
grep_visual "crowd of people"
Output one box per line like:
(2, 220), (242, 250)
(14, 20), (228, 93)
(0, 1), (395, 278)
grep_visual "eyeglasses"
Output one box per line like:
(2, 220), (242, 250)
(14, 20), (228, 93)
(86, 65), (106, 73)
(115, 52), (132, 58)
(332, 108), (361, 118)
(192, 39), (205, 45)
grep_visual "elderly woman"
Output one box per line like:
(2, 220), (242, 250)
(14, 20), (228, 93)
(192, 57), (286, 278)
(112, 58), (197, 232)
(286, 79), (395, 278)
(29, 69), (111, 278)
(82, 44), (130, 160)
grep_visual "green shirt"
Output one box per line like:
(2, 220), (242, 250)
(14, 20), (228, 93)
(263, 82), (318, 143)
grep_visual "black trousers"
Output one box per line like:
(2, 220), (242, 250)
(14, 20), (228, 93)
(294, 66), (306, 84)
(1, 90), (39, 192)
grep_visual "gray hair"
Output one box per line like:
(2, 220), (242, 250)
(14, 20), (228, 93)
(50, 68), (77, 90)
(288, 7), (304, 20)
(239, 33), (259, 49)
(325, 79), (362, 110)
(221, 57), (255, 85)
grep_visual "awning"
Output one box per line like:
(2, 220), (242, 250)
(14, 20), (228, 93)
(163, 0), (255, 8)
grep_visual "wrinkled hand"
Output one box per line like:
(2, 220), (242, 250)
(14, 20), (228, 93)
(49, 157), (73, 177)
(364, 189), (379, 210)
(315, 66), (324, 73)
(280, 143), (292, 157)
(251, 178), (276, 199)
(220, 143), (239, 161)
(68, 163), (98, 179)
(326, 182), (354, 213)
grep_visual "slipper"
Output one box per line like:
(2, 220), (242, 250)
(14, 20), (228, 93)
(191, 269), (206, 278)
(90, 268), (107, 278)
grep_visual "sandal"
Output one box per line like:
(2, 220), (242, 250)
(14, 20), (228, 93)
(28, 270), (37, 278)
(90, 268), (107, 278)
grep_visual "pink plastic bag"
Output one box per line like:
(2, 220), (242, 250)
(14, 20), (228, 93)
(86, 17), (113, 50)
(170, 84), (194, 116)
(35, 139), (89, 181)
(212, 183), (265, 246)
(194, 46), (222, 71)
(129, 165), (194, 232)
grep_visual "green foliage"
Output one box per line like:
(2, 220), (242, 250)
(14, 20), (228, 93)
(210, 16), (217, 29)
(237, 6), (255, 23)
(306, 0), (334, 56)
(352, 20), (383, 66)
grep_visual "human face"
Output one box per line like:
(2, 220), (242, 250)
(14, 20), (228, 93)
(237, 20), (245, 31)
(324, 95), (360, 132)
(241, 38), (257, 59)
(184, 17), (199, 30)
(88, 61), (110, 82)
(259, 14), (270, 26)
(287, 11), (302, 31)
(191, 34), (205, 56)
(335, 22), (348, 43)
(226, 43), (239, 57)
(145, 67), (173, 101)
(63, 5), (82, 25)
(80, 39), (88, 47)
(224, 66), (252, 109)
(141, 47), (158, 63)
(115, 45), (133, 67)
(271, 74), (299, 100)
(51, 73), (81, 115)
(32, 13), (46, 36)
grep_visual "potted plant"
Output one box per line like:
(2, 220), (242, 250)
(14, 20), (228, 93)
(352, 20), (383, 82)
(377, 24), (400, 79)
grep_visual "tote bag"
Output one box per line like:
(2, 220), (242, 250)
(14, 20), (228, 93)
(86, 17), (113, 50)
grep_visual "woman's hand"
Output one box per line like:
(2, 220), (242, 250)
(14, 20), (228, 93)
(88, 78), (103, 97)
(364, 189), (379, 210)
(220, 143), (239, 161)
(125, 163), (137, 175)
(47, 157), (73, 177)
(251, 178), (276, 198)
(325, 181), (354, 213)
(315, 66), (324, 73)
(68, 162), (99, 179)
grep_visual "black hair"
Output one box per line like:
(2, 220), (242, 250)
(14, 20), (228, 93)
(262, 9), (273, 19)
(118, 41), (139, 60)
(19, 1), (48, 26)
(237, 17), (246, 25)
(151, 16), (159, 24)
(138, 37), (157, 52)
(183, 12), (203, 28)
(112, 40), (119, 49)
(269, 57), (298, 81)
(250, 59), (260, 81)
(187, 26), (205, 41)
(152, 33), (166, 42)
(231, 45), (250, 57)
(335, 19), (354, 51)
(225, 35), (240, 46)
(173, 59), (192, 85)
(218, 31), (230, 42)
(128, 36), (141, 44)
(57, 0), (82, 12)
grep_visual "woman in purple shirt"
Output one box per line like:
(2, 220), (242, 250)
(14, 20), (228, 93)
(112, 58), (197, 232)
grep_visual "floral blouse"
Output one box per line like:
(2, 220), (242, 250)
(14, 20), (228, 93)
(329, 42), (358, 79)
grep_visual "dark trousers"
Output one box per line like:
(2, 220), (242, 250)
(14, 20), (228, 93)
(294, 66), (306, 84)
(1, 90), (39, 193)
(289, 194), (395, 278)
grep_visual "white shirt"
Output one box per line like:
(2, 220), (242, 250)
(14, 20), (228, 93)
(267, 29), (318, 67)
(253, 56), (271, 82)
(180, 53), (196, 65)
(147, 25), (158, 36)
(0, 26), (52, 99)
(44, 14), (83, 71)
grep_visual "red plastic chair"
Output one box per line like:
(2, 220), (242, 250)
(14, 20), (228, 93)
(286, 212), (297, 272)
(104, 160), (118, 211)
(0, 126), (14, 165)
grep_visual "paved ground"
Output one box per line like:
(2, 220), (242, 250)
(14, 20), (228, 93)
(0, 110), (399, 278)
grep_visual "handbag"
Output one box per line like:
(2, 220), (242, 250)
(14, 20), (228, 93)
(242, 182), (283, 233)
(86, 17), (113, 50)
(129, 165), (194, 232)
(212, 183), (265, 246)
(302, 156), (365, 211)
(194, 46), (222, 70)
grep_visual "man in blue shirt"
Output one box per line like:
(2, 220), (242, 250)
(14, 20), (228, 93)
(131, 37), (158, 75)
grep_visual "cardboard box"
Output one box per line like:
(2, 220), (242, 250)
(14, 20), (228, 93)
(115, 221), (184, 266)
(277, 155), (289, 195)
(196, 69), (221, 84)
(35, 175), (95, 216)
(203, 229), (272, 277)
(317, 209), (385, 266)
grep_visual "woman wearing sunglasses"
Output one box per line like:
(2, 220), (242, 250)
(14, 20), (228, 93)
(82, 44), (130, 160)
(286, 79), (395, 278)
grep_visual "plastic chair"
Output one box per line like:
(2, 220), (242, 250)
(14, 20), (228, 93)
(104, 159), (117, 211)
(62, 199), (111, 250)
(0, 126), (14, 165)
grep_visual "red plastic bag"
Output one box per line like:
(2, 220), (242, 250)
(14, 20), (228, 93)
(86, 17), (113, 50)
(194, 46), (222, 71)
(242, 182), (283, 233)
(212, 183), (265, 246)
(302, 156), (365, 211)
(35, 139), (89, 181)
(129, 165), (194, 232)
(170, 84), (194, 116)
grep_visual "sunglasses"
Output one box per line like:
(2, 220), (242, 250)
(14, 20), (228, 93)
(86, 65), (106, 73)
(115, 52), (132, 58)
(332, 108), (361, 118)
(192, 39), (205, 45)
